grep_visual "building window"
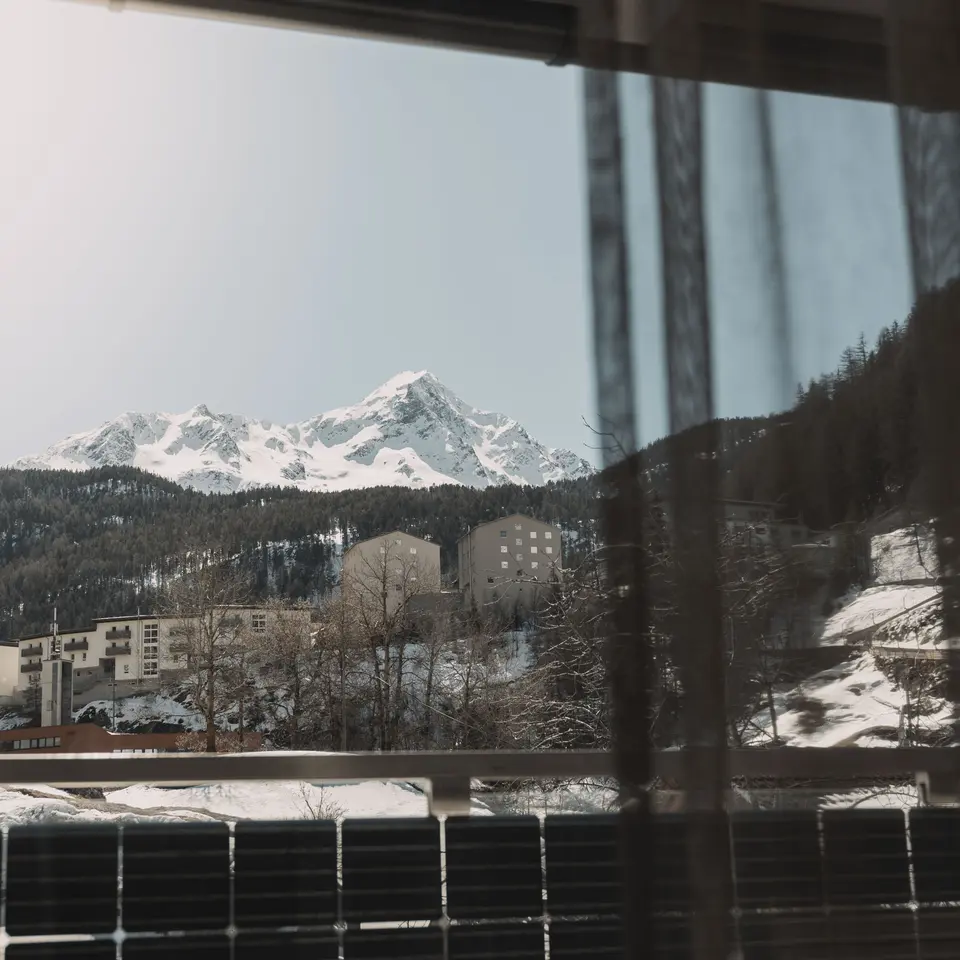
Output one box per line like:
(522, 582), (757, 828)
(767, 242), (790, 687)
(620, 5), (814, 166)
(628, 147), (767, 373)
(123, 664), (130, 674)
(487, 576), (495, 584)
(380, 546), (386, 554)
(516, 569), (524, 577)
(515, 524), (522, 531)
(544, 531), (553, 540)
(82, 652), (87, 661)
(410, 547), (417, 555)
(529, 531), (537, 539)
(252, 613), (267, 635)
(144, 624), (159, 642)
(70, 654), (75, 662)
(501, 561), (508, 569)
(500, 530), (507, 538)
(500, 545), (508, 554)
(515, 538), (522, 546)
(516, 554), (523, 562)
(395, 538), (402, 545)
(394, 584), (402, 592)
(530, 546), (538, 554)
(531, 561), (539, 570)
(546, 547), (554, 555)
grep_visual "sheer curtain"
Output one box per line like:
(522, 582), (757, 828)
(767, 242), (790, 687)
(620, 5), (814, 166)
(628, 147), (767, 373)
(584, 3), (960, 957)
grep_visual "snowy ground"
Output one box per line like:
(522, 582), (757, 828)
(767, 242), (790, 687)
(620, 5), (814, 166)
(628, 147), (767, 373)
(0, 784), (223, 825)
(817, 525), (946, 651)
(0, 778), (495, 826)
(76, 691), (204, 730)
(107, 779), (494, 820)
(762, 653), (950, 749)
(820, 585), (940, 646)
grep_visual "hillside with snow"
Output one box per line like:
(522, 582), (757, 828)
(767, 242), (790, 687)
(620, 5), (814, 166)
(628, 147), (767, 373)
(11, 372), (593, 494)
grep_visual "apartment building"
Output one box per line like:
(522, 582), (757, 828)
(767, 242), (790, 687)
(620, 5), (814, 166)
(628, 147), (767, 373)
(458, 513), (562, 612)
(341, 531), (441, 621)
(14, 606), (288, 706)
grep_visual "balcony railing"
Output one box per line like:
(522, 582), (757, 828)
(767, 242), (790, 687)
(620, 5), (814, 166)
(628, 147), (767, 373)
(19, 645), (42, 658)
(104, 643), (131, 657)
(63, 639), (88, 652)
(19, 663), (41, 674)
(1, 747), (958, 813)
(104, 627), (131, 641)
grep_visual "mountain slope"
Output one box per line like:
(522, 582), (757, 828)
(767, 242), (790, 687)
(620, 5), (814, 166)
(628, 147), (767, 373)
(12, 372), (593, 494)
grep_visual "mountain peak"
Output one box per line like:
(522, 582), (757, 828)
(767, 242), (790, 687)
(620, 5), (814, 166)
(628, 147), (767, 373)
(12, 373), (594, 494)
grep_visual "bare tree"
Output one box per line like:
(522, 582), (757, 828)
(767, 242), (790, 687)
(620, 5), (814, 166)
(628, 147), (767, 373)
(159, 565), (252, 752)
(316, 592), (366, 751)
(343, 540), (437, 750)
(252, 599), (325, 750)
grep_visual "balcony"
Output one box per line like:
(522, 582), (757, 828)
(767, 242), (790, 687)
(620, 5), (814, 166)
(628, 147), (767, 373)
(20, 645), (42, 658)
(105, 627), (131, 641)
(105, 643), (132, 657)
(19, 663), (40, 674)
(63, 639), (88, 652)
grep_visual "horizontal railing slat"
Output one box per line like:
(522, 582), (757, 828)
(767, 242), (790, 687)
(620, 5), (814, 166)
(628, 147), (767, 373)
(0, 747), (954, 788)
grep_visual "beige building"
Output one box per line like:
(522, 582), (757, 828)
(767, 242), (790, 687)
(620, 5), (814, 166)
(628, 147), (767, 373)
(15, 606), (297, 709)
(458, 513), (562, 613)
(341, 531), (441, 622)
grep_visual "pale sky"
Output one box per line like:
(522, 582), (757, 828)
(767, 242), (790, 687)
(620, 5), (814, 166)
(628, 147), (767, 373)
(0, 1), (914, 468)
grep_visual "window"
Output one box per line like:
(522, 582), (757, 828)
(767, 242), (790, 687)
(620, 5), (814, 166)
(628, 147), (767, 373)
(529, 531), (537, 539)
(395, 538), (402, 545)
(394, 583), (402, 592)
(544, 531), (553, 540)
(500, 530), (507, 538)
(380, 546), (386, 554)
(144, 624), (159, 642)
(82, 652), (87, 661)
(515, 524), (522, 530)
(515, 538), (522, 546)
(487, 576), (495, 584)
(123, 664), (130, 674)
(500, 545), (508, 554)
(501, 561), (508, 569)
(531, 561), (539, 570)
(410, 547), (417, 555)
(252, 613), (267, 635)
(516, 554), (523, 562)
(530, 546), (538, 554)
(517, 569), (524, 577)
(546, 547), (554, 555)
(70, 654), (75, 662)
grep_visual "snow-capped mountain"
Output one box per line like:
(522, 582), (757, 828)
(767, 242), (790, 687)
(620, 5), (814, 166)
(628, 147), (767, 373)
(12, 372), (594, 494)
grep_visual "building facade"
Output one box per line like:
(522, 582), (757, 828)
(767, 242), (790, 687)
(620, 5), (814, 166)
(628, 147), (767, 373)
(458, 513), (562, 613)
(14, 606), (292, 706)
(341, 531), (441, 621)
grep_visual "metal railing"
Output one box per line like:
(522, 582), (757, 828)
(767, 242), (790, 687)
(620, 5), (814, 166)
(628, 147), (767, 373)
(1, 747), (958, 814)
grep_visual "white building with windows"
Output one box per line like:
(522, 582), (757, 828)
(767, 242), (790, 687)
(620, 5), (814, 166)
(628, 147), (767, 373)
(14, 606), (280, 706)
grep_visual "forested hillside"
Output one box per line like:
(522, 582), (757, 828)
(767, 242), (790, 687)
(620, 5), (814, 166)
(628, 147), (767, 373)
(0, 468), (600, 638)
(724, 281), (956, 529)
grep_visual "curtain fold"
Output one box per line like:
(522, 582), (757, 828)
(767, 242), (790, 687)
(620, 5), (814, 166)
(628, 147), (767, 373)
(585, 2), (960, 958)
